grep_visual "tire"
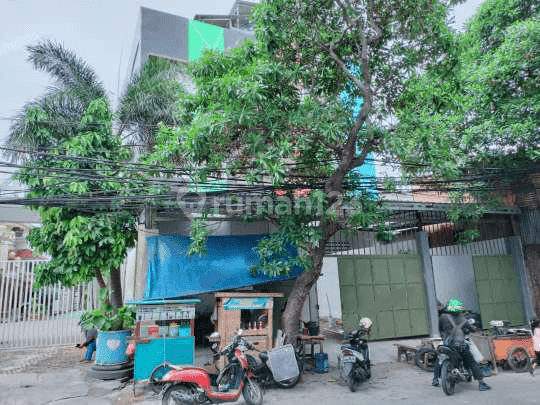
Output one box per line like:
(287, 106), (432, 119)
(440, 360), (455, 396)
(87, 365), (133, 380)
(415, 347), (437, 372)
(275, 355), (303, 389)
(242, 379), (263, 405)
(162, 384), (192, 405)
(348, 373), (358, 392)
(507, 346), (530, 373)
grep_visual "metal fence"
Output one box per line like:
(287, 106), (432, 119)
(0, 260), (97, 350)
(324, 210), (515, 256)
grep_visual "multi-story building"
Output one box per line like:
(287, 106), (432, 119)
(124, 3), (536, 340)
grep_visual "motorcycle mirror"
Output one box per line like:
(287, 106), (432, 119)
(253, 341), (259, 346)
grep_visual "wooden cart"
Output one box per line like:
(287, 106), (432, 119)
(490, 335), (535, 372)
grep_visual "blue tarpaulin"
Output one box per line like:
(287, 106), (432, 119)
(144, 235), (301, 300)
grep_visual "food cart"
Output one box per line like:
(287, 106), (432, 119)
(128, 298), (200, 382)
(210, 292), (283, 367)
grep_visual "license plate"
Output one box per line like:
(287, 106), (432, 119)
(343, 355), (356, 363)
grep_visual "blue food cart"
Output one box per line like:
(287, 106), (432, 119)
(128, 298), (200, 382)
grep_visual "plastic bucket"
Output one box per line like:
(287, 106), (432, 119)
(95, 330), (132, 365)
(314, 352), (329, 373)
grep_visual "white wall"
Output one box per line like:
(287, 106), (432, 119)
(432, 255), (481, 313)
(317, 257), (342, 319)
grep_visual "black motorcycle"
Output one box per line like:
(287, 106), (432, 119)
(246, 343), (303, 389)
(338, 328), (371, 392)
(437, 344), (473, 396)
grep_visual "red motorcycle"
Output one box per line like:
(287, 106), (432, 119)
(152, 330), (263, 405)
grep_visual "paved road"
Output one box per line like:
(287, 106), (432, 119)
(1, 337), (538, 405)
(1, 358), (538, 405)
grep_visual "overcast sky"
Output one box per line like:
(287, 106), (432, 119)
(0, 0), (483, 187)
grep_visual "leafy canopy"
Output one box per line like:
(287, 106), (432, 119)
(16, 99), (139, 288)
(150, 0), (464, 277)
(390, 0), (540, 173)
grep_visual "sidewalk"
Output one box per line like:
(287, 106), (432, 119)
(1, 336), (539, 405)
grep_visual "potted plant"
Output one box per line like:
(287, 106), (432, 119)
(80, 289), (135, 366)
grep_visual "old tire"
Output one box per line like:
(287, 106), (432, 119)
(507, 346), (530, 373)
(440, 360), (455, 396)
(242, 379), (263, 405)
(415, 347), (437, 371)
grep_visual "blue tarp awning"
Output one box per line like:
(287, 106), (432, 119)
(144, 235), (301, 300)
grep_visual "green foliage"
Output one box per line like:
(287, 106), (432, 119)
(149, 0), (463, 278)
(391, 0), (540, 172)
(118, 56), (187, 150)
(457, 229), (481, 245)
(16, 99), (139, 288)
(80, 288), (135, 331)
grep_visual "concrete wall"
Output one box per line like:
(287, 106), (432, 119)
(140, 7), (189, 64)
(432, 255), (480, 313)
(317, 257), (342, 320)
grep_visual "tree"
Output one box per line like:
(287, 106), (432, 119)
(9, 41), (182, 307)
(390, 0), (540, 174)
(389, 0), (540, 311)
(150, 0), (463, 339)
(15, 99), (139, 308)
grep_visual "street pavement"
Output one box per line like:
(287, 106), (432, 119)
(1, 338), (539, 405)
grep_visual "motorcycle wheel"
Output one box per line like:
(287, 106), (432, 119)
(440, 360), (456, 396)
(415, 347), (437, 372)
(275, 355), (303, 388)
(348, 373), (359, 392)
(162, 384), (192, 405)
(242, 379), (263, 405)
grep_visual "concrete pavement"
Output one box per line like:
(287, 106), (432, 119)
(1, 337), (539, 405)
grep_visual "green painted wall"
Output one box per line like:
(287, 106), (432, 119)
(188, 20), (224, 61)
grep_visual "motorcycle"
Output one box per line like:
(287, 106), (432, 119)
(436, 343), (473, 396)
(338, 326), (371, 392)
(246, 343), (303, 388)
(152, 329), (263, 405)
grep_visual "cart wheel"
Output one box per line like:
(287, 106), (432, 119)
(507, 346), (530, 373)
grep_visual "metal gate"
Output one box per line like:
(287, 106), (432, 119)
(0, 260), (97, 349)
(473, 255), (525, 325)
(338, 255), (429, 339)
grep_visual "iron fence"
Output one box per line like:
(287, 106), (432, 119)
(0, 260), (97, 350)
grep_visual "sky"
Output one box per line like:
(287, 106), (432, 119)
(0, 0), (483, 188)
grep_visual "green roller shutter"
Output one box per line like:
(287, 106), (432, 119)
(338, 255), (428, 339)
(473, 256), (524, 325)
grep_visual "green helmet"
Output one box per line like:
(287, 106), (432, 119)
(447, 299), (466, 313)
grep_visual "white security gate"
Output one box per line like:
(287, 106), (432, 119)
(0, 260), (97, 349)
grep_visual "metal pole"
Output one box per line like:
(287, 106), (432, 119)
(507, 236), (536, 321)
(416, 232), (440, 338)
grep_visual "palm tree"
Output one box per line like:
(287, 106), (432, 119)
(6, 40), (184, 307)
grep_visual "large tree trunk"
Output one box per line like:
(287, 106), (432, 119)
(109, 267), (123, 309)
(281, 243), (326, 342)
(95, 268), (107, 289)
